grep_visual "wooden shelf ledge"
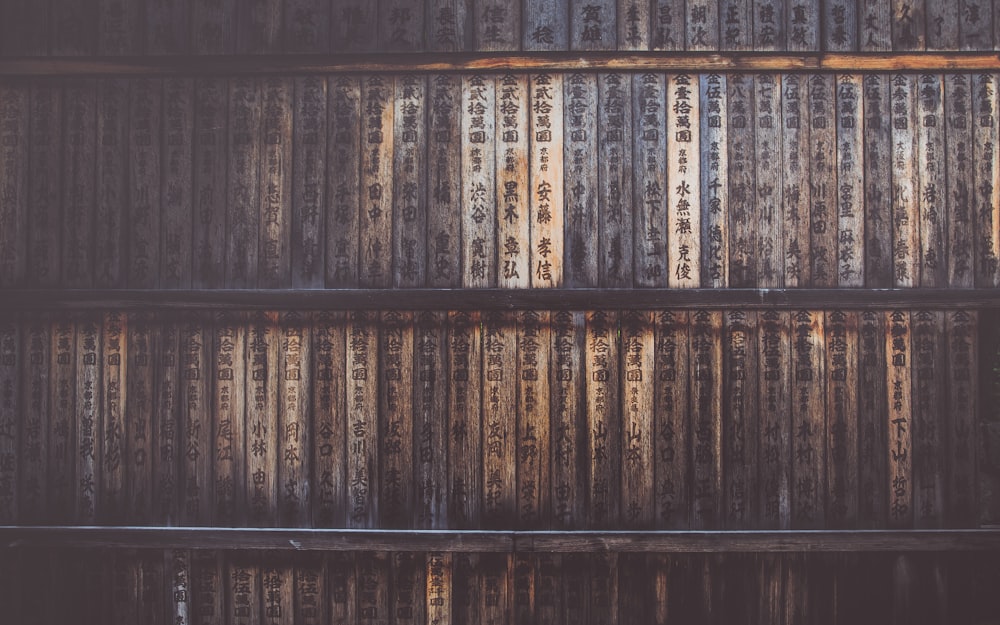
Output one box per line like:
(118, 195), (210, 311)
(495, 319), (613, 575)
(3, 527), (1000, 553)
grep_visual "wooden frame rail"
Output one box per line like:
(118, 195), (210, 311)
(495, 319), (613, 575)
(3, 527), (1000, 553)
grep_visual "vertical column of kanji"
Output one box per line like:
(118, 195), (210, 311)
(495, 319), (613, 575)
(701, 74), (729, 288)
(530, 73), (564, 287)
(633, 72), (667, 287)
(169, 549), (192, 625)
(754, 73), (782, 287)
(728, 73), (757, 287)
(598, 73), (633, 287)
(946, 74), (975, 287)
(125, 313), (152, 524)
(946, 311), (977, 526)
(311, 311), (345, 527)
(447, 311), (481, 529)
(473, 1), (519, 49)
(807, 74), (837, 287)
(858, 311), (887, 527)
(100, 312), (126, 523)
(238, 0), (282, 53)
(823, 0), (857, 49)
(653, 0), (685, 49)
(327, 76), (361, 288)
(926, 0), (958, 47)
(161, 77), (193, 289)
(49, 316), (76, 522)
(586, 310), (619, 527)
(524, 0), (566, 49)
(181, 313), (211, 526)
(380, 310), (414, 528)
(360, 75), (394, 288)
(724, 310), (759, 528)
(752, 0), (786, 49)
(621, 310), (655, 529)
(892, 0), (925, 48)
(329, 552), (357, 623)
(722, 0), (753, 49)
(76, 315), (102, 523)
(427, 0), (473, 51)
(917, 74), (946, 287)
(0, 318), (18, 523)
(191, 0), (235, 53)
(347, 311), (379, 528)
(825, 311), (859, 528)
(516, 310), (550, 528)
(358, 552), (390, 625)
(483, 311), (516, 528)
(686, 0), (720, 49)
(192, 550), (224, 625)
(786, 0), (819, 49)
(551, 311), (584, 529)
(214, 311), (246, 527)
(414, 311), (448, 528)
(247, 312), (279, 527)
(191, 78), (227, 289)
(129, 78), (162, 288)
(295, 554), (327, 625)
(912, 310), (946, 527)
(891, 74), (920, 287)
(0, 81), (27, 287)
(886, 310), (913, 528)
(258, 77), (293, 289)
(95, 77), (128, 288)
(691, 311), (722, 529)
(654, 311), (690, 529)
(619, 0), (650, 49)
(154, 319), (180, 525)
(959, 0), (992, 48)
(780, 74), (810, 287)
(228, 557), (261, 625)
(863, 74), (892, 287)
(290, 75), (329, 286)
(461, 74), (496, 287)
(758, 311), (791, 529)
(860, 0), (892, 49)
(283, 0), (330, 52)
(791, 310), (825, 529)
(393, 553), (427, 625)
(262, 558), (295, 625)
(27, 81), (61, 287)
(381, 0), (425, 49)
(61, 78), (97, 289)
(973, 73), (999, 286)
(837, 74), (865, 287)
(331, 0), (378, 51)
(393, 75), (427, 287)
(668, 74), (701, 288)
(573, 0), (614, 49)
(427, 553), (452, 625)
(564, 72), (599, 287)
(146, 0), (188, 53)
(227, 78), (261, 289)
(279, 313), (311, 527)
(427, 75), (462, 287)
(512, 553), (535, 624)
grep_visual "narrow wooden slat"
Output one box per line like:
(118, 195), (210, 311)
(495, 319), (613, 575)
(461, 73), (496, 287)
(858, 310), (888, 527)
(346, 311), (379, 528)
(482, 311), (516, 528)
(973, 72), (1000, 286)
(392, 74), (428, 287)
(311, 311), (345, 527)
(146, 0), (188, 54)
(18, 316), (48, 523)
(294, 553), (326, 625)
(278, 312), (310, 527)
(181, 314), (211, 526)
(754, 73), (781, 287)
(724, 310), (759, 528)
(598, 73), (634, 287)
(27, 81), (61, 287)
(161, 77), (194, 289)
(702, 73), (729, 288)
(572, 0), (614, 50)
(917, 73), (947, 287)
(618, 0), (651, 50)
(495, 73), (530, 289)
(475, 0), (521, 51)
(49, 316), (77, 522)
(452, 553), (477, 625)
(191, 0), (235, 54)
(653, 0), (686, 50)
(391, 552), (425, 625)
(654, 311), (689, 529)
(926, 0), (959, 49)
(258, 77), (293, 288)
(824, 0), (858, 50)
(380, 0), (425, 52)
(860, 0), (892, 50)
(633, 72), (667, 287)
(427, 74), (462, 287)
(291, 76), (327, 288)
(886, 310), (913, 528)
(75, 314), (102, 523)
(959, 0), (993, 50)
(0, 81), (28, 288)
(686, 0), (720, 50)
(228, 556), (260, 625)
(912, 310), (945, 527)
(414, 312), (448, 529)
(807, 74), (837, 287)
(586, 311), (619, 528)
(722, 0), (753, 50)
(246, 312), (279, 527)
(61, 78), (97, 289)
(426, 0), (473, 52)
(945, 74), (975, 287)
(100, 312), (126, 523)
(530, 73), (564, 287)
(153, 319), (180, 525)
(728, 73), (756, 287)
(237, 0), (282, 54)
(524, 0), (568, 51)
(426, 553), (451, 625)
(837, 74), (865, 286)
(946, 310), (977, 526)
(357, 552), (389, 625)
(891, 74), (920, 287)
(326, 76), (362, 287)
(512, 553), (534, 623)
(536, 554), (561, 623)
(781, 73), (810, 287)
(191, 78), (228, 289)
(261, 557), (293, 625)
(0, 320), (18, 523)
(516, 310), (550, 528)
(786, 0), (819, 51)
(331, 0), (378, 52)
(668, 73), (701, 288)
(759, 310), (792, 529)
(551, 311), (584, 529)
(892, 0), (926, 50)
(169, 550), (192, 625)
(192, 551), (224, 625)
(621, 311), (655, 529)
(564, 72), (599, 287)
(863, 74), (893, 287)
(128, 78), (162, 289)
(226, 77), (261, 289)
(283, 0), (329, 54)
(691, 311), (723, 529)
(791, 310), (825, 528)
(447, 311), (481, 529)
(213, 311), (247, 527)
(95, 78), (129, 288)
(825, 310), (859, 528)
(379, 310), (413, 528)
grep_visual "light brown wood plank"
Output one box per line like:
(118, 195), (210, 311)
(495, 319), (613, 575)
(825, 310), (859, 528)
(461, 74), (497, 287)
(917, 73), (947, 287)
(633, 72), (667, 287)
(414, 311), (448, 529)
(447, 311), (482, 529)
(213, 311), (247, 527)
(226, 78), (261, 289)
(886, 310), (913, 528)
(359, 75), (394, 288)
(311, 311), (346, 527)
(945, 74), (976, 287)
(347, 311), (379, 528)
(427, 74), (463, 287)
(621, 310), (655, 529)
(863, 74), (893, 287)
(379, 310), (414, 528)
(169, 550), (192, 625)
(564, 72), (599, 286)
(426, 553), (451, 625)
(327, 76), (362, 288)
(494, 73), (530, 289)
(891, 74), (919, 287)
(791, 310), (825, 528)
(516, 310), (550, 528)
(75, 314), (102, 523)
(691, 310), (723, 529)
(181, 314), (211, 526)
(946, 310), (977, 526)
(780, 73), (810, 287)
(572, 0), (615, 50)
(483, 311), (517, 528)
(530, 73), (564, 287)
(100, 312), (126, 523)
(247, 312), (279, 527)
(654, 311), (690, 529)
(667, 74), (701, 287)
(807, 74), (837, 287)
(153, 319), (180, 525)
(728, 73), (757, 287)
(754, 73), (782, 287)
(973, 72), (999, 286)
(550, 311), (584, 529)
(278, 312), (310, 527)
(702, 74), (729, 287)
(586, 310), (620, 528)
(393, 74), (428, 287)
(758, 310), (792, 529)
(619, 0), (651, 50)
(837, 74), (865, 286)
(598, 73), (634, 287)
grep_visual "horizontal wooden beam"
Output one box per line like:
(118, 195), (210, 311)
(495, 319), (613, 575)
(1, 289), (999, 312)
(3, 527), (1000, 553)
(1, 52), (999, 77)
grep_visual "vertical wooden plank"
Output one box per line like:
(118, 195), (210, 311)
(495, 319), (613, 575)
(331, 0), (379, 51)
(380, 0), (425, 50)
(181, 314), (211, 526)
(476, 0), (520, 50)
(427, 75), (462, 287)
(147, 0), (189, 54)
(0, 319), (18, 524)
(863, 74), (893, 287)
(667, 74), (701, 287)
(564, 72), (599, 287)
(1, 0), (50, 56)
(154, 319), (181, 526)
(258, 77), (293, 289)
(295, 554), (327, 625)
(192, 551), (225, 625)
(653, 0), (686, 49)
(926, 0), (958, 48)
(824, 0), (857, 49)
(728, 73), (757, 287)
(725, 310), (761, 530)
(759, 311), (792, 529)
(912, 310), (945, 527)
(100, 312), (126, 523)
(214, 311), (246, 527)
(512, 554), (534, 624)
(523, 0), (566, 50)
(426, 0), (473, 51)
(125, 312), (152, 524)
(414, 312), (448, 529)
(959, 0), (993, 49)
(536, 554), (561, 625)
(95, 78), (129, 288)
(227, 78), (261, 289)
(283, 0), (330, 52)
(357, 553), (389, 625)
(238, 0), (283, 53)
(261, 559), (294, 625)
(945, 74), (975, 287)
(688, 0), (721, 49)
(327, 76), (361, 288)
(858, 310), (888, 527)
(753, 0), (786, 49)
(654, 311), (689, 529)
(247, 312), (279, 527)
(50, 316), (77, 523)
(483, 311), (517, 528)
(917, 74), (947, 287)
(860, 0), (893, 49)
(447, 310), (482, 529)
(619, 0), (651, 49)
(530, 73), (564, 287)
(572, 0), (614, 49)
(892, 0), (925, 49)
(192, 78), (229, 289)
(461, 74), (496, 287)
(393, 75), (427, 287)
(946, 311), (977, 526)
(598, 73), (634, 287)
(170, 550), (192, 625)
(61, 79), (97, 289)
(586, 310), (619, 527)
(278, 312), (310, 527)
(112, 552), (139, 625)
(17, 317), (47, 523)
(837, 74), (865, 286)
(161, 77), (194, 289)
(452, 553), (478, 625)
(391, 552), (425, 625)
(590, 553), (618, 625)
(702, 74), (729, 287)
(691, 310), (722, 529)
(129, 78), (162, 288)
(380, 310), (414, 528)
(786, 0), (819, 50)
(76, 314), (102, 523)
(633, 72), (667, 287)
(50, 0), (96, 55)
(229, 557), (260, 625)
(807, 74), (837, 287)
(754, 73), (782, 287)
(722, 0), (753, 49)
(27, 81), (61, 287)
(360, 75), (394, 288)
(780, 73), (810, 286)
(139, 551), (165, 625)
(347, 311), (379, 528)
(516, 310), (550, 528)
(427, 553), (451, 625)
(886, 310), (913, 528)
(478, 554), (510, 625)
(311, 311), (345, 527)
(329, 553), (357, 624)
(0, 81), (28, 287)
(791, 310), (825, 529)
(825, 310), (859, 528)
(551, 311), (584, 529)
(973, 73), (999, 286)
(621, 310), (655, 529)
(191, 0), (236, 54)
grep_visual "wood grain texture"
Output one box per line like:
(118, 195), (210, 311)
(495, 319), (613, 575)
(482, 311), (516, 528)
(27, 81), (62, 287)
(191, 0), (236, 54)
(728, 73), (757, 287)
(891, 74), (919, 287)
(213, 311), (247, 527)
(724, 310), (759, 528)
(331, 0), (378, 52)
(530, 73), (564, 287)
(619, 0), (650, 50)
(886, 310), (913, 528)
(426, 0), (473, 52)
(807, 73), (837, 287)
(686, 0), (720, 50)
(238, 0), (283, 54)
(100, 312), (126, 523)
(359, 75), (394, 288)
(291, 76), (327, 288)
(414, 312), (448, 529)
(668, 74), (701, 287)
(586, 310), (620, 528)
(780, 73), (810, 287)
(861, 0), (893, 50)
(893, 0), (926, 49)
(916, 73), (947, 287)
(722, 0), (753, 50)
(258, 77), (293, 288)
(227, 78), (261, 289)
(633, 72), (667, 287)
(945, 74), (975, 287)
(551, 311), (584, 529)
(911, 310), (945, 527)
(95, 78), (129, 289)
(691, 311), (723, 529)
(61, 79), (97, 289)
(753, 73), (781, 287)
(20, 318), (50, 520)
(380, 0), (426, 51)
(153, 319), (180, 525)
(75, 314), (102, 523)
(461, 74), (497, 287)
(825, 310), (859, 528)
(346, 311), (379, 528)
(0, 81), (28, 288)
(516, 310), (549, 528)
(786, 0), (819, 50)
(973, 72), (999, 286)
(427, 74), (462, 287)
(0, 319), (18, 523)
(128, 78), (162, 288)
(147, 0), (189, 54)
(759, 310), (792, 529)
(946, 310), (977, 526)
(246, 312), (279, 527)
(564, 72), (599, 287)
(824, 0), (857, 50)
(655, 311), (690, 529)
(858, 310), (888, 528)
(181, 314), (211, 526)
(447, 311), (482, 529)
(523, 0), (568, 51)
(311, 312), (345, 528)
(326, 76), (362, 288)
(621, 311), (655, 529)
(927, 0), (959, 49)
(379, 310), (414, 528)
(702, 73), (729, 288)
(393, 74), (428, 287)
(959, 0), (994, 49)
(836, 74), (865, 287)
(598, 73), (634, 287)
(283, 0), (330, 54)
(653, 0), (685, 50)
(191, 78), (228, 289)
(791, 310), (825, 528)
(49, 316), (77, 522)
(161, 77), (194, 289)
(278, 312), (310, 527)
(475, 0), (521, 51)
(863, 74), (893, 287)
(572, 0), (615, 50)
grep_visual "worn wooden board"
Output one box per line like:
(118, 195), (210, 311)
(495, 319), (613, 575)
(191, 78), (228, 289)
(654, 311), (689, 529)
(391, 552), (425, 625)
(945, 74), (975, 287)
(786, 0), (818, 50)
(807, 74), (837, 287)
(860, 0), (893, 50)
(823, 0), (857, 50)
(758, 311), (791, 529)
(530, 73), (564, 287)
(380, 0), (425, 51)
(523, 0), (567, 50)
(161, 77), (194, 289)
(311, 311), (345, 527)
(75, 314), (102, 523)
(667, 74), (701, 287)
(191, 0), (236, 54)
(447, 311), (482, 529)
(724, 311), (759, 528)
(95, 78), (129, 289)
(512, 553), (534, 623)
(858, 310), (888, 528)
(619, 0), (651, 49)
(181, 314), (211, 526)
(27, 81), (62, 287)
(973, 72), (999, 286)
(791, 310), (825, 528)
(331, 0), (378, 52)
(728, 73), (756, 287)
(292, 76), (327, 288)
(294, 553), (326, 625)
(633, 72), (668, 287)
(886, 310), (913, 528)
(278, 312), (310, 527)
(169, 550), (192, 625)
(426, 0), (473, 51)
(917, 73), (947, 287)
(452, 553), (478, 625)
(61, 79), (97, 289)
(926, 0), (959, 49)
(572, 0), (615, 49)
(551, 311), (584, 529)
(192, 551), (225, 625)
(227, 78), (261, 289)
(228, 556), (260, 625)
(752, 0), (785, 50)
(426, 553), (451, 625)
(357, 552), (389, 625)
(153, 319), (180, 525)
(475, 0), (521, 51)
(129, 78), (162, 288)
(780, 73), (809, 287)
(516, 310), (550, 528)
(753, 73), (781, 287)
(586, 310), (619, 528)
(946, 310), (977, 526)
(825, 310), (859, 528)
(890, 74), (920, 287)
(283, 0), (330, 53)
(621, 310), (655, 529)
(414, 312), (448, 529)
(911, 311), (945, 527)
(702, 74), (729, 288)
(16, 315), (47, 524)
(0, 319), (18, 523)
(863, 74), (893, 287)
(564, 72), (599, 287)
(237, 0), (283, 53)
(427, 75), (462, 287)
(721, 0), (753, 49)
(597, 73), (633, 287)
(49, 315), (77, 522)
(261, 557), (294, 625)
(258, 77), (293, 288)
(893, 0), (926, 49)
(393, 75), (428, 287)
(0, 81), (28, 287)
(100, 312), (126, 523)
(213, 311), (246, 527)
(690, 310), (722, 529)
(482, 311), (516, 528)
(652, 0), (685, 50)
(461, 74), (496, 287)
(837, 74), (865, 286)
(379, 310), (414, 528)
(327, 76), (361, 288)
(686, 0), (720, 50)
(247, 312), (279, 527)
(360, 75), (394, 288)
(959, 0), (993, 49)
(347, 311), (379, 528)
